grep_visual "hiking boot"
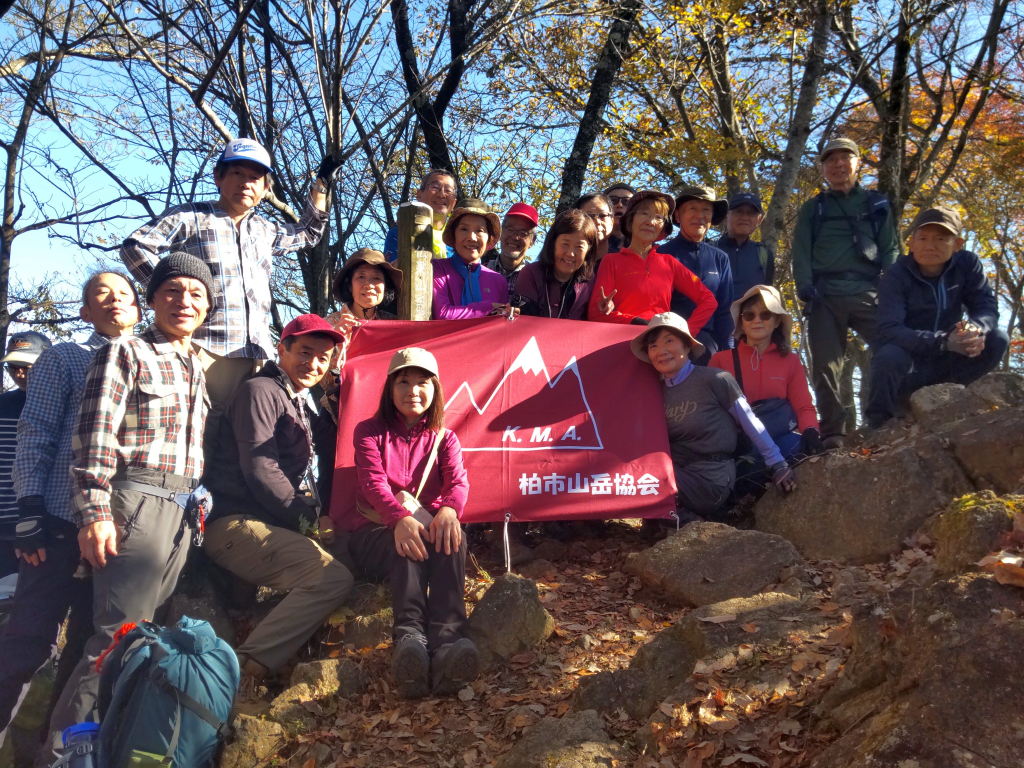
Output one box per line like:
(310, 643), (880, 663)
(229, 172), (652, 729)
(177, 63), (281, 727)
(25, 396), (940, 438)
(821, 435), (845, 451)
(431, 638), (480, 696)
(392, 633), (430, 699)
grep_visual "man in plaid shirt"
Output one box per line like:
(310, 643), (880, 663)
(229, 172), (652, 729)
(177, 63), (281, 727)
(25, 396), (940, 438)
(47, 254), (214, 747)
(0, 272), (140, 735)
(119, 139), (341, 443)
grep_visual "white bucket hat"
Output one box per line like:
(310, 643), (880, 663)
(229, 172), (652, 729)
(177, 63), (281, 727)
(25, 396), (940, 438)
(387, 347), (439, 377)
(630, 313), (705, 363)
(731, 285), (793, 342)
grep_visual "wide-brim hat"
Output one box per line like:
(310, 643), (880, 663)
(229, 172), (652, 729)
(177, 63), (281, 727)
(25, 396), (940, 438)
(387, 347), (439, 377)
(731, 284), (793, 341)
(630, 312), (705, 363)
(674, 185), (728, 226)
(620, 190), (676, 240)
(333, 248), (403, 302)
(442, 198), (502, 248)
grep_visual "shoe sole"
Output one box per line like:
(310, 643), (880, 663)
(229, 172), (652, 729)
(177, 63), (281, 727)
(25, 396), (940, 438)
(393, 645), (430, 699)
(433, 641), (480, 696)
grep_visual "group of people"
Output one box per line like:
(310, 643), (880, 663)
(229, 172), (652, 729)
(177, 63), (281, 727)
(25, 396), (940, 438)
(0, 132), (1008, 756)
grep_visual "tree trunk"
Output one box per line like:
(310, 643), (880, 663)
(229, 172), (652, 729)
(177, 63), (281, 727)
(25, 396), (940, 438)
(555, 0), (643, 215)
(876, 6), (912, 208)
(760, 0), (831, 256)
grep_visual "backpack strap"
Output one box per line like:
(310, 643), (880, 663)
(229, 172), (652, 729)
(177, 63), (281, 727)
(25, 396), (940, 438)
(810, 193), (827, 248)
(731, 346), (744, 392)
(148, 647), (234, 742)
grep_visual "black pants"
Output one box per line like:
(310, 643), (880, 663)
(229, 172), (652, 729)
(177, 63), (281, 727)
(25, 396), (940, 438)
(866, 330), (1009, 426)
(691, 329), (718, 367)
(349, 524), (469, 651)
(0, 518), (92, 732)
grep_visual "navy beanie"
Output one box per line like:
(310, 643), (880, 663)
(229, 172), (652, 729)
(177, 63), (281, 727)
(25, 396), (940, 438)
(146, 252), (216, 308)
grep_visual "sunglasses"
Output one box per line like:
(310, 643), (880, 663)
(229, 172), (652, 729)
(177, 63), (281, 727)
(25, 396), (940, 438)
(742, 310), (775, 322)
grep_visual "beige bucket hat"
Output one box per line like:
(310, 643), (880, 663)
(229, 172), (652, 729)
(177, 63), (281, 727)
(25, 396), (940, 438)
(731, 284), (793, 341)
(630, 312), (705, 363)
(387, 347), (439, 377)
(442, 198), (502, 248)
(333, 248), (404, 302)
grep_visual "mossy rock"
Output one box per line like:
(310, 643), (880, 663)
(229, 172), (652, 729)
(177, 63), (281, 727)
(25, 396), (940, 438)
(926, 490), (1022, 574)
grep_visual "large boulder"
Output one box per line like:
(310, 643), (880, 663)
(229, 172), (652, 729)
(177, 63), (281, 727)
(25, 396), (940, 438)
(493, 710), (629, 768)
(937, 408), (1024, 494)
(220, 714), (284, 768)
(924, 491), (1022, 575)
(624, 522), (801, 607)
(469, 573), (554, 667)
(812, 572), (1024, 768)
(909, 373), (1024, 432)
(756, 433), (972, 563)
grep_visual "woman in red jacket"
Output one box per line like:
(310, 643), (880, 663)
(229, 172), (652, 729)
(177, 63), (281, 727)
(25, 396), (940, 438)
(710, 286), (824, 490)
(345, 347), (477, 699)
(588, 190), (717, 331)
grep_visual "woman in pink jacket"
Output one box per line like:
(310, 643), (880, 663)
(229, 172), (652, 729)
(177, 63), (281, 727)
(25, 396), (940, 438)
(345, 347), (477, 699)
(432, 198), (516, 319)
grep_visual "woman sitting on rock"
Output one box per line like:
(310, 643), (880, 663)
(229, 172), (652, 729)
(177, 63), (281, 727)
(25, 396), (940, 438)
(633, 313), (797, 523)
(513, 209), (597, 320)
(709, 285), (824, 498)
(344, 347), (478, 698)
(432, 198), (516, 319)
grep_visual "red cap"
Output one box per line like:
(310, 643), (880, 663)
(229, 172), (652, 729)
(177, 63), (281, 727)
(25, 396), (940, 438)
(280, 314), (347, 345)
(505, 203), (539, 227)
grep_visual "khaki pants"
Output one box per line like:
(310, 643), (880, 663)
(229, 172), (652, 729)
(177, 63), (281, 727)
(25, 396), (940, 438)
(203, 515), (353, 672)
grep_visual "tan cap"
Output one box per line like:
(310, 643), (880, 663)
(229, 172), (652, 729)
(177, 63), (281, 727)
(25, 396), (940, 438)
(818, 138), (860, 164)
(674, 185), (728, 226)
(630, 313), (705, 363)
(731, 284), (793, 342)
(332, 248), (404, 303)
(908, 206), (962, 237)
(442, 198), (502, 248)
(387, 347), (439, 377)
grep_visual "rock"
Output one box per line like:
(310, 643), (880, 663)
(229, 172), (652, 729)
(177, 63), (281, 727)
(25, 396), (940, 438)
(266, 683), (318, 737)
(923, 490), (1022, 575)
(344, 609), (392, 649)
(220, 714), (284, 768)
(469, 573), (554, 667)
(517, 558), (557, 581)
(573, 592), (830, 721)
(493, 710), (629, 768)
(533, 539), (568, 562)
(937, 408), (1024, 494)
(756, 433), (972, 563)
(623, 522), (801, 607)
(966, 371), (1024, 409)
(289, 658), (367, 698)
(831, 567), (888, 607)
(909, 383), (979, 430)
(812, 573), (1024, 768)
(166, 593), (236, 646)
(574, 634), (599, 651)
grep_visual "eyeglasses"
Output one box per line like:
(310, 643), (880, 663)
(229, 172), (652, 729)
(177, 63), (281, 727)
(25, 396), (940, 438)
(635, 212), (666, 224)
(741, 310), (775, 322)
(608, 195), (632, 206)
(504, 226), (534, 238)
(425, 182), (456, 196)
(586, 212), (613, 221)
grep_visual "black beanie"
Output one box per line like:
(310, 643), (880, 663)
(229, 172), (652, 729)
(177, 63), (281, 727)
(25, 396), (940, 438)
(146, 252), (216, 308)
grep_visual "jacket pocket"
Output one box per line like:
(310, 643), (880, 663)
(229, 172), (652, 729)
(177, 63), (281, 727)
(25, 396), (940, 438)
(133, 374), (180, 433)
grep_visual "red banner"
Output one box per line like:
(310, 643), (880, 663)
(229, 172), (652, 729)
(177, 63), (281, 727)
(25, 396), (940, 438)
(329, 316), (677, 524)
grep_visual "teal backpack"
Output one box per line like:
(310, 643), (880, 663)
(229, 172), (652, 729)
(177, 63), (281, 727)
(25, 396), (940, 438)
(96, 617), (239, 768)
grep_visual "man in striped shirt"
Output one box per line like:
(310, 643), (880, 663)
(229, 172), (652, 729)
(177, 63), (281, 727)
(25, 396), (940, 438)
(0, 331), (51, 578)
(0, 272), (139, 734)
(47, 254), (213, 747)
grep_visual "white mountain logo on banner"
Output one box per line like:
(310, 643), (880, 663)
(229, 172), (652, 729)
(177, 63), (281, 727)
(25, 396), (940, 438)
(445, 336), (604, 452)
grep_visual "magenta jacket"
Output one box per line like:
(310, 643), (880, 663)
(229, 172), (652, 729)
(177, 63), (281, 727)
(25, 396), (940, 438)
(431, 258), (510, 319)
(345, 416), (469, 532)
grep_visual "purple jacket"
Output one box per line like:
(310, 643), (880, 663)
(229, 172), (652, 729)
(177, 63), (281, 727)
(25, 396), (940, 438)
(432, 258), (509, 319)
(345, 416), (469, 532)
(514, 262), (593, 320)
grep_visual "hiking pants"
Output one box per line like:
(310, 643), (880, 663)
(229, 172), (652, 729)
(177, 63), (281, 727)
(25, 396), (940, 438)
(47, 469), (194, 753)
(807, 291), (879, 437)
(866, 330), (1009, 426)
(349, 524), (469, 651)
(204, 515), (354, 672)
(0, 518), (92, 732)
(674, 458), (735, 518)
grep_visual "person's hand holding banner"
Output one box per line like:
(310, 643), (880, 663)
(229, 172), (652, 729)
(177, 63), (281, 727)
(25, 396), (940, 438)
(395, 515), (429, 561)
(597, 287), (617, 315)
(430, 506), (462, 554)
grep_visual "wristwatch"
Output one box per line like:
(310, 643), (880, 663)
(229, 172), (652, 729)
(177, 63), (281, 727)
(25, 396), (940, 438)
(311, 178), (329, 195)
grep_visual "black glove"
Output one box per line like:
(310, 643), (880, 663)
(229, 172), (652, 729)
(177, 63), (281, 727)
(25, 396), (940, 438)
(316, 155), (342, 184)
(771, 462), (796, 492)
(801, 427), (826, 456)
(630, 317), (650, 326)
(16, 495), (48, 553)
(797, 284), (819, 303)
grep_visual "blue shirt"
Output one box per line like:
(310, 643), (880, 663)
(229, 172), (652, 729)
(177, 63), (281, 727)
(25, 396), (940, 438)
(659, 236), (735, 352)
(13, 332), (110, 523)
(715, 235), (775, 299)
(0, 389), (26, 530)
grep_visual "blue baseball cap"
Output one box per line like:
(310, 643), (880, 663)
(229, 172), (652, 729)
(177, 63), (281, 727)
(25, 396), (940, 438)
(727, 192), (763, 214)
(219, 138), (272, 173)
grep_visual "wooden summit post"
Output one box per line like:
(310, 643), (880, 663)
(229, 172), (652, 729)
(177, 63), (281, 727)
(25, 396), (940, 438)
(396, 200), (436, 320)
